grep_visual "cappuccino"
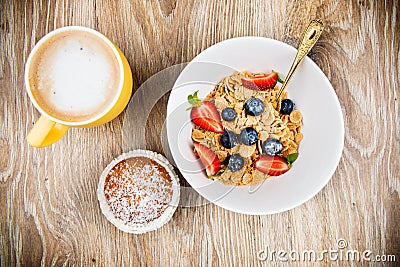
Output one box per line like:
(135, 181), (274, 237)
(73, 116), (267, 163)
(28, 30), (121, 122)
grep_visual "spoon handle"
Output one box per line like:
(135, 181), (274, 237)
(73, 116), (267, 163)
(275, 19), (325, 101)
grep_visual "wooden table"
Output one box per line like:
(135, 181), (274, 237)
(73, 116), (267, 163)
(1, 0), (399, 266)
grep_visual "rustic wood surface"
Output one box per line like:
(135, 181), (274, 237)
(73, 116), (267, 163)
(1, 0), (399, 266)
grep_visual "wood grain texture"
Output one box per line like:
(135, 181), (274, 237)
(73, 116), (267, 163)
(1, 0), (399, 266)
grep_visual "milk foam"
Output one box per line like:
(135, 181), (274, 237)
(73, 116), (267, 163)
(30, 31), (120, 122)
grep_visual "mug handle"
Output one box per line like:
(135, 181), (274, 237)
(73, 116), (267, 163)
(27, 115), (69, 148)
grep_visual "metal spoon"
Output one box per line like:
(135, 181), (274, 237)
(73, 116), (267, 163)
(275, 19), (325, 102)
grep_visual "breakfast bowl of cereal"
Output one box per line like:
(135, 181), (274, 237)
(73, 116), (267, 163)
(166, 37), (344, 215)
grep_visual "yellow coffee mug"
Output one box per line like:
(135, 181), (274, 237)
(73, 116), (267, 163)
(25, 26), (132, 148)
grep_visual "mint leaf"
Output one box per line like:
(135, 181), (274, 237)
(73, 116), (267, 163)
(187, 91), (202, 107)
(273, 70), (285, 83)
(287, 153), (298, 164)
(277, 74), (284, 84)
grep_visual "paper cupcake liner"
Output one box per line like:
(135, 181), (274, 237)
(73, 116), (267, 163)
(97, 150), (180, 234)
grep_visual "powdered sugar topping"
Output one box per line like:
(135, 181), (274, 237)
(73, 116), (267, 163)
(104, 157), (173, 224)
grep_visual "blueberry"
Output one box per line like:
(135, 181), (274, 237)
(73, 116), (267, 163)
(227, 154), (244, 172)
(262, 138), (283, 156)
(239, 127), (258, 146)
(221, 107), (237, 121)
(244, 97), (265, 116)
(220, 131), (238, 149)
(280, 99), (294, 114)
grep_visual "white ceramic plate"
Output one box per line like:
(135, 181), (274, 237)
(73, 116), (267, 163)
(166, 37), (344, 215)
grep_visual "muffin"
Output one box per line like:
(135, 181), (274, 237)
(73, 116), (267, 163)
(97, 150), (180, 234)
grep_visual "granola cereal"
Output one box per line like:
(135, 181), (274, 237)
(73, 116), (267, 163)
(190, 71), (303, 186)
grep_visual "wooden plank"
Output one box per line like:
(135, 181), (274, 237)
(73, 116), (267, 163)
(0, 0), (398, 266)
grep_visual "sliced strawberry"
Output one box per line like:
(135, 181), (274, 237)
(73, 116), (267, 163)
(241, 72), (278, 91)
(254, 155), (289, 176)
(193, 142), (221, 176)
(188, 91), (224, 133)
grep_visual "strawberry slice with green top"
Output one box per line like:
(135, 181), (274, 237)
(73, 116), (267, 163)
(241, 72), (279, 91)
(193, 142), (221, 176)
(254, 155), (289, 176)
(188, 91), (224, 133)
